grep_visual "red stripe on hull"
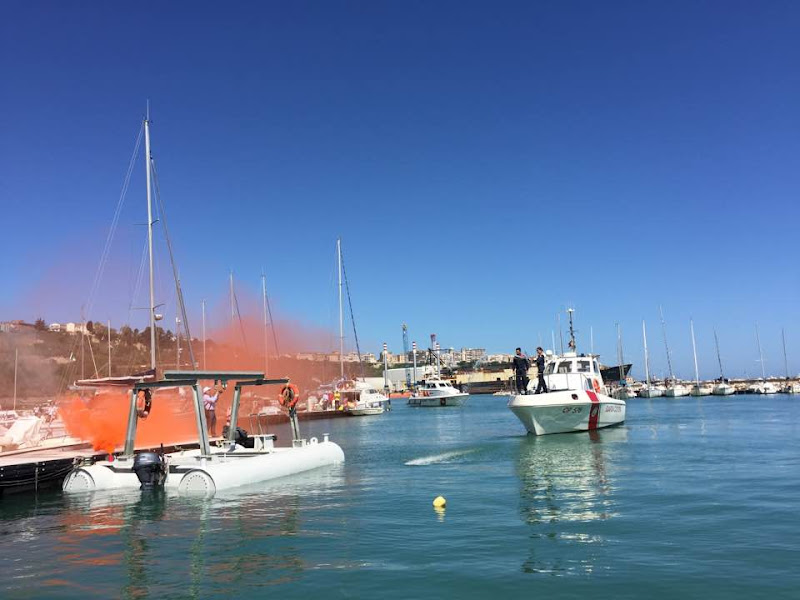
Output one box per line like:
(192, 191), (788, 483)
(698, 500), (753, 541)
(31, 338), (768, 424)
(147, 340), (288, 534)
(587, 391), (600, 430)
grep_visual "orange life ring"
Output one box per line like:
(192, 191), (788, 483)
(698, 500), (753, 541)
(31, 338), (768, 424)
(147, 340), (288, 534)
(592, 379), (601, 393)
(278, 384), (300, 409)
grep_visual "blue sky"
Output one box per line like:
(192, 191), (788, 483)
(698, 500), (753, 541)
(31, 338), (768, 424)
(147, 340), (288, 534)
(1, 1), (798, 379)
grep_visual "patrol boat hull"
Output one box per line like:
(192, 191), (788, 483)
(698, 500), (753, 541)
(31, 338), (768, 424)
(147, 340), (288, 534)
(508, 390), (625, 436)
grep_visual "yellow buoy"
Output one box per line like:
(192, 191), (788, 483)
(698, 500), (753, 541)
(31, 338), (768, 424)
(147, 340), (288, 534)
(432, 495), (446, 508)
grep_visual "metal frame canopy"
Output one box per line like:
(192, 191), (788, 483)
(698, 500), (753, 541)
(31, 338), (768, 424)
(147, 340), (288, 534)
(123, 370), (290, 457)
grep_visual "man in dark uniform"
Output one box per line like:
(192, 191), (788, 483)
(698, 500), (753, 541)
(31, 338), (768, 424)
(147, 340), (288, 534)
(512, 347), (530, 395)
(534, 347), (548, 394)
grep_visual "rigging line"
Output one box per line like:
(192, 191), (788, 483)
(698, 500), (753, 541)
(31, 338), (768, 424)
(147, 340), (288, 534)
(86, 331), (100, 379)
(151, 158), (197, 369)
(232, 284), (249, 351)
(86, 124), (143, 318)
(263, 279), (280, 356)
(339, 249), (364, 378)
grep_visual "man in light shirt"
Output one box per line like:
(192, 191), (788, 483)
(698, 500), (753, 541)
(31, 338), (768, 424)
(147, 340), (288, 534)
(203, 386), (221, 436)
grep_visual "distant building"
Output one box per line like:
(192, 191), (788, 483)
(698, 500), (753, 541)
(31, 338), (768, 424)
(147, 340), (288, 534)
(49, 323), (62, 332)
(486, 353), (513, 363)
(64, 322), (88, 335)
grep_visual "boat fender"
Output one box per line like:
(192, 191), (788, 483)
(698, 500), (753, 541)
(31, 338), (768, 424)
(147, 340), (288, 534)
(592, 379), (601, 393)
(279, 384), (300, 409)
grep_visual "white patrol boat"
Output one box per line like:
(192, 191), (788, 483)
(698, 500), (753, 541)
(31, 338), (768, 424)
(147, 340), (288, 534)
(508, 310), (626, 435)
(62, 371), (344, 497)
(407, 379), (468, 407)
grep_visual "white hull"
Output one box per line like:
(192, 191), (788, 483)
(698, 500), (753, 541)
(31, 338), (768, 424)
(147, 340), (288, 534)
(711, 384), (736, 396)
(348, 407), (385, 416)
(408, 394), (467, 407)
(638, 387), (664, 398)
(780, 383), (800, 394)
(612, 388), (636, 400)
(664, 385), (690, 397)
(508, 390), (625, 435)
(63, 438), (344, 497)
(690, 385), (712, 396)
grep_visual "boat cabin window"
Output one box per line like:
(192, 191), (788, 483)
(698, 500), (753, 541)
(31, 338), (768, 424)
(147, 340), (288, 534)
(577, 360), (591, 373)
(557, 361), (573, 374)
(593, 360), (600, 373)
(544, 362), (555, 375)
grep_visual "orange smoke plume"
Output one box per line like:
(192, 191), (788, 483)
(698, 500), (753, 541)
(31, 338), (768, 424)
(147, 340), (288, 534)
(60, 390), (198, 453)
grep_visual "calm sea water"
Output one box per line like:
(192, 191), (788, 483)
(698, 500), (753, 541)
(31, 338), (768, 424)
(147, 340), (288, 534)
(1, 394), (799, 599)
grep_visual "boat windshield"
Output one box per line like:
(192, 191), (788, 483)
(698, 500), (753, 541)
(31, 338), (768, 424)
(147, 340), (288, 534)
(577, 360), (591, 373)
(556, 361), (573, 374)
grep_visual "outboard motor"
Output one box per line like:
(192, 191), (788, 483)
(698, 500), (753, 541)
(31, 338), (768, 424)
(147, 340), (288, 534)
(132, 451), (167, 490)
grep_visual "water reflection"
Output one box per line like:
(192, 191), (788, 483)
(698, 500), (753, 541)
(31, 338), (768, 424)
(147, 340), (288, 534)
(16, 466), (349, 598)
(516, 428), (626, 576)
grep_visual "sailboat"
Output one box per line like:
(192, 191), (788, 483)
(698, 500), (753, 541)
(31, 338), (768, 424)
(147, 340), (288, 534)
(689, 320), (712, 396)
(711, 329), (736, 396)
(639, 321), (664, 397)
(660, 307), (689, 397)
(63, 113), (344, 496)
(749, 325), (778, 394)
(333, 239), (389, 416)
(612, 324), (636, 400)
(779, 329), (800, 393)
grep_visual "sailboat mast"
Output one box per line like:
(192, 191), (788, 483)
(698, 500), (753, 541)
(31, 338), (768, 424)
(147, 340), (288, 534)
(782, 328), (789, 379)
(690, 319), (700, 386)
(202, 299), (207, 370)
(713, 328), (725, 379)
(642, 320), (651, 386)
(268, 271), (269, 374)
(659, 306), (675, 381)
(756, 324), (766, 382)
(144, 115), (157, 371)
(337, 238), (344, 379)
(616, 323), (624, 384)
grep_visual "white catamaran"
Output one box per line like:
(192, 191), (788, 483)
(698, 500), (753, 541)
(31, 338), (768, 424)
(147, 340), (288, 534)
(62, 113), (344, 496)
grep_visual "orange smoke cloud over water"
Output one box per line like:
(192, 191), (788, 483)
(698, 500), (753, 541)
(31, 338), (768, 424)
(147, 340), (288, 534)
(60, 390), (198, 454)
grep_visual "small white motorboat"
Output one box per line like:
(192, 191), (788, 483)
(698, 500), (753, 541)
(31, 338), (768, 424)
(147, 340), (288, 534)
(408, 379), (468, 407)
(62, 370), (344, 497)
(508, 310), (625, 435)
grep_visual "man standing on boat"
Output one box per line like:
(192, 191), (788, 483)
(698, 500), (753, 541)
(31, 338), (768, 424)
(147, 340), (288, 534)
(203, 385), (221, 437)
(512, 348), (530, 395)
(534, 347), (548, 394)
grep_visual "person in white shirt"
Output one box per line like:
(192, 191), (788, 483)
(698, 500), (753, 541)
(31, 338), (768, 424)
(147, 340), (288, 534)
(202, 386), (221, 436)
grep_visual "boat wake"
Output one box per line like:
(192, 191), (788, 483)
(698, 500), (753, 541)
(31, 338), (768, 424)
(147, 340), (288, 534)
(405, 449), (476, 466)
